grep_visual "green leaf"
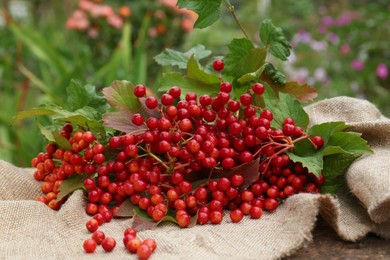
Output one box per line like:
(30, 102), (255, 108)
(224, 38), (267, 79)
(158, 56), (220, 97)
(263, 84), (309, 130)
(321, 153), (357, 194)
(327, 132), (372, 155)
(308, 122), (348, 146)
(237, 64), (266, 85)
(37, 122), (55, 143)
(55, 174), (86, 203)
(52, 131), (73, 150)
(287, 138), (323, 177)
(177, 0), (222, 29)
(187, 56), (220, 84)
(260, 20), (291, 61)
(287, 150), (323, 177)
(12, 107), (57, 124)
(102, 81), (142, 112)
(66, 80), (108, 114)
(154, 45), (212, 69)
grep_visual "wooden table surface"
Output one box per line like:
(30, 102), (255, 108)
(287, 217), (390, 259)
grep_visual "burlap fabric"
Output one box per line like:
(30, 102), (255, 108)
(0, 96), (389, 259)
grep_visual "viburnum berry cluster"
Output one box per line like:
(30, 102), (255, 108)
(30, 60), (325, 257)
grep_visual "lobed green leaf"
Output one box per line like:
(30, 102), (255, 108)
(154, 45), (212, 69)
(55, 174), (86, 203)
(260, 20), (292, 61)
(177, 0), (222, 29)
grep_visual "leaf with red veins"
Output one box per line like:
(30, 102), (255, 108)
(103, 108), (147, 134)
(221, 156), (261, 189)
(280, 81), (318, 103)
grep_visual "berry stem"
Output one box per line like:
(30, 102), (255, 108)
(225, 0), (250, 40)
(139, 146), (170, 170)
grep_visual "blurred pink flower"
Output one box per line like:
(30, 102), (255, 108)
(90, 5), (114, 18)
(340, 44), (351, 56)
(351, 59), (364, 71)
(66, 10), (89, 30)
(376, 63), (389, 79)
(87, 28), (99, 38)
(336, 11), (360, 27)
(79, 0), (94, 11)
(107, 15), (123, 29)
(322, 16), (334, 26)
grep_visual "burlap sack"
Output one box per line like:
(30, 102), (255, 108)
(0, 96), (389, 259)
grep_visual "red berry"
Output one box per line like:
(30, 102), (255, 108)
(212, 59), (225, 71)
(101, 236), (116, 252)
(145, 96), (158, 109)
(220, 82), (232, 93)
(86, 218), (99, 233)
(250, 206), (263, 219)
(168, 86), (181, 99)
(132, 113), (145, 126)
(143, 238), (157, 252)
(83, 238), (97, 253)
(240, 94), (252, 106)
(252, 83), (265, 95)
(126, 238), (142, 253)
(230, 209), (244, 223)
(92, 230), (105, 245)
(137, 244), (153, 260)
(311, 136), (324, 149)
(134, 84), (146, 97)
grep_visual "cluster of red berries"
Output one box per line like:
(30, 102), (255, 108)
(83, 226), (156, 259)
(30, 59), (325, 257)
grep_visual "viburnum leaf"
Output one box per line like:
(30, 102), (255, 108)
(177, 0), (222, 29)
(103, 81), (159, 133)
(103, 109), (147, 134)
(186, 55), (221, 85)
(37, 122), (55, 143)
(262, 63), (287, 85)
(279, 81), (318, 103)
(102, 80), (142, 112)
(263, 84), (309, 130)
(158, 56), (220, 97)
(326, 132), (372, 155)
(224, 38), (267, 79)
(52, 131), (73, 150)
(12, 106), (58, 124)
(55, 174), (86, 203)
(260, 64), (317, 103)
(287, 149), (323, 177)
(66, 80), (108, 114)
(321, 153), (358, 194)
(260, 19), (292, 61)
(287, 138), (323, 177)
(237, 64), (266, 85)
(154, 45), (212, 69)
(307, 122), (348, 146)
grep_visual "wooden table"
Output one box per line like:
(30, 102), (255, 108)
(287, 217), (390, 259)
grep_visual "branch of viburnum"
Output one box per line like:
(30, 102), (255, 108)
(139, 146), (170, 170)
(225, 0), (250, 40)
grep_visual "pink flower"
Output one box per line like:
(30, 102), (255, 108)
(340, 44), (351, 56)
(79, 0), (94, 11)
(107, 15), (123, 29)
(376, 63), (389, 79)
(351, 59), (364, 71)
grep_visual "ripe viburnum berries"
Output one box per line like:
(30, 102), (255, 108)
(31, 75), (326, 258)
(212, 59), (225, 71)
